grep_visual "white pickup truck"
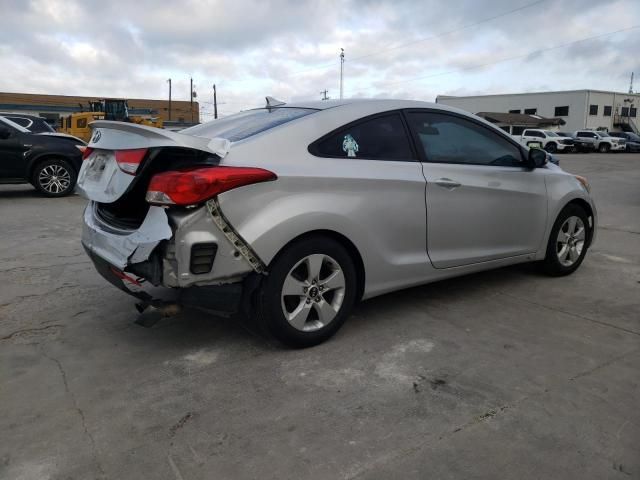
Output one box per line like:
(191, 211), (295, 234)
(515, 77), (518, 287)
(513, 129), (574, 153)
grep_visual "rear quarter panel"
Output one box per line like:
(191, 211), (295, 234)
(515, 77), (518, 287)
(217, 107), (431, 298)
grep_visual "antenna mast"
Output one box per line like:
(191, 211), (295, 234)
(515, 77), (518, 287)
(630, 72), (634, 94)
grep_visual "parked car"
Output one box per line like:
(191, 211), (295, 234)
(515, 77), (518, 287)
(515, 129), (574, 153)
(0, 113), (56, 134)
(78, 99), (597, 347)
(0, 115), (84, 196)
(556, 132), (595, 152)
(607, 131), (640, 152)
(574, 130), (626, 153)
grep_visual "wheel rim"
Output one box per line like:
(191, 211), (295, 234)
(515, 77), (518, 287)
(38, 164), (71, 194)
(556, 216), (586, 267)
(280, 254), (346, 332)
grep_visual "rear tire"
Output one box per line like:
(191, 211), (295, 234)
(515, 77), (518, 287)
(33, 158), (77, 197)
(255, 236), (357, 348)
(542, 204), (590, 276)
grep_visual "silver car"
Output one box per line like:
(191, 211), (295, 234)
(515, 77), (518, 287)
(78, 99), (597, 347)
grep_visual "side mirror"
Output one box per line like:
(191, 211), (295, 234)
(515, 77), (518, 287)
(0, 127), (11, 139)
(527, 148), (548, 168)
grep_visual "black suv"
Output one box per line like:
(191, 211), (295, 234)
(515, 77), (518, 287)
(0, 116), (84, 197)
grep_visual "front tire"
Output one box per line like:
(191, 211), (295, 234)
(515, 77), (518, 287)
(545, 142), (557, 153)
(255, 236), (357, 348)
(598, 143), (610, 153)
(33, 158), (77, 197)
(542, 204), (590, 276)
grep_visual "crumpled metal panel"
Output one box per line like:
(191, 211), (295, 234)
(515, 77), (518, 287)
(82, 204), (172, 269)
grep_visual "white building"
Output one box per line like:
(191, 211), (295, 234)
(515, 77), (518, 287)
(436, 89), (639, 134)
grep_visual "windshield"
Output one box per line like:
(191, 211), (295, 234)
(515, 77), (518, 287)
(0, 115), (30, 133)
(595, 132), (608, 138)
(183, 107), (317, 141)
(545, 131), (559, 137)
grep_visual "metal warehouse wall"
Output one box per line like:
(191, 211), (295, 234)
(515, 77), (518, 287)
(437, 90), (640, 133)
(0, 92), (198, 122)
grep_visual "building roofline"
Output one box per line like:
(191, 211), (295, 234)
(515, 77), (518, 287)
(437, 89), (640, 100)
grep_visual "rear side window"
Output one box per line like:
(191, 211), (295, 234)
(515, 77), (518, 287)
(183, 107), (317, 142)
(312, 113), (414, 160)
(407, 111), (523, 167)
(7, 116), (31, 129)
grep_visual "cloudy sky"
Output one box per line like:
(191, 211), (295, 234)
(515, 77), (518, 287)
(1, 0), (639, 119)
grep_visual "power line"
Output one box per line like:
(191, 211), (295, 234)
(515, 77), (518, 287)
(375, 24), (640, 89)
(286, 0), (546, 78)
(351, 0), (547, 63)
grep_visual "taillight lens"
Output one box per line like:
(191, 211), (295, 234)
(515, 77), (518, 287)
(146, 166), (277, 206)
(79, 146), (93, 160)
(115, 148), (147, 175)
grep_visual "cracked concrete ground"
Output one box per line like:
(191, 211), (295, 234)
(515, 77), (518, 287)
(1, 153), (639, 480)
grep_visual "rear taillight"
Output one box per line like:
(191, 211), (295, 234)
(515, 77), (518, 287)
(79, 146), (93, 160)
(146, 166), (277, 206)
(115, 149), (147, 175)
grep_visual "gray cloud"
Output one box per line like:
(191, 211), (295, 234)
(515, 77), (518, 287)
(0, 0), (638, 111)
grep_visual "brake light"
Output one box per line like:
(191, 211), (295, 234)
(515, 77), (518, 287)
(79, 146), (93, 160)
(115, 148), (148, 175)
(146, 166), (277, 206)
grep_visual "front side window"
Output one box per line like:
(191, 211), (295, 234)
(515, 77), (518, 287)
(407, 111), (523, 167)
(603, 106), (612, 116)
(313, 113), (414, 160)
(554, 106), (569, 116)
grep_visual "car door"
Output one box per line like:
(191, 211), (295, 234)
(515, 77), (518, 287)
(0, 122), (30, 178)
(405, 110), (548, 269)
(309, 112), (430, 288)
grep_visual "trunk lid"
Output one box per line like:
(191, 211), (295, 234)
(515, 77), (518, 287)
(77, 121), (230, 203)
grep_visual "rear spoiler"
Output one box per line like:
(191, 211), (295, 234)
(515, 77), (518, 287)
(88, 120), (230, 158)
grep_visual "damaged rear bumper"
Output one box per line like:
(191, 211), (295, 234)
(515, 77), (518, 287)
(81, 201), (261, 315)
(83, 246), (248, 314)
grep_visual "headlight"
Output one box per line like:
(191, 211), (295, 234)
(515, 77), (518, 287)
(575, 175), (591, 193)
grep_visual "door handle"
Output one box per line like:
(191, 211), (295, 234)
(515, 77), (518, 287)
(435, 178), (461, 189)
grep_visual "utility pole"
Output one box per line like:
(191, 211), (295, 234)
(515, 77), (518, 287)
(339, 48), (345, 99)
(320, 89), (329, 100)
(190, 77), (193, 123)
(630, 72), (634, 94)
(213, 84), (218, 119)
(167, 78), (172, 121)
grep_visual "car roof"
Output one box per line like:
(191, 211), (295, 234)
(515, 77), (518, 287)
(277, 98), (463, 113)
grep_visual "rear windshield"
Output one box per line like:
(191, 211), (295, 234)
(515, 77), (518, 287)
(183, 107), (317, 142)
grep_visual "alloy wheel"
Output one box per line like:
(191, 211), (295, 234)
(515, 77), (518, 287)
(280, 254), (346, 332)
(38, 164), (71, 194)
(556, 216), (586, 267)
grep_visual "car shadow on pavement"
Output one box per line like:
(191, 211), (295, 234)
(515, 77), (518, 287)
(113, 262), (540, 353)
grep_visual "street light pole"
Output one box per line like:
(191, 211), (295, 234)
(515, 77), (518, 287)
(339, 48), (345, 99)
(167, 78), (172, 121)
(213, 84), (218, 119)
